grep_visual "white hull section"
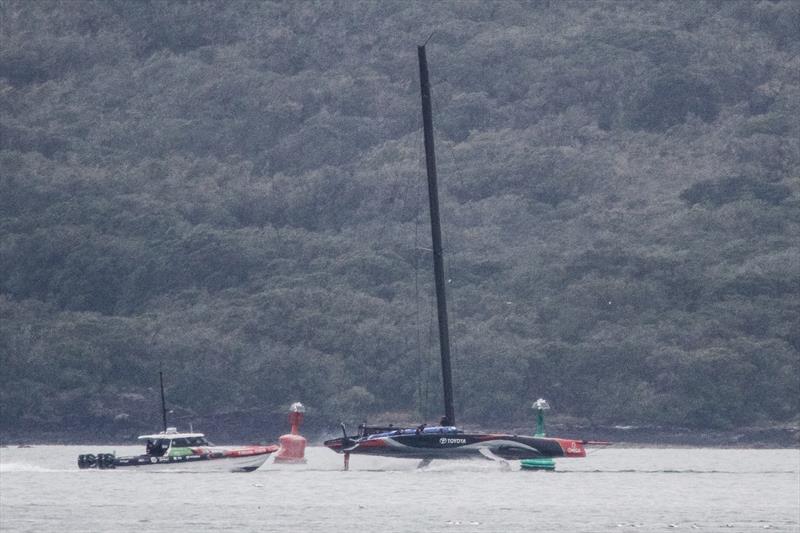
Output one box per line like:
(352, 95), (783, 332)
(120, 452), (270, 472)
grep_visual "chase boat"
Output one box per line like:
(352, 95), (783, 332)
(78, 427), (277, 472)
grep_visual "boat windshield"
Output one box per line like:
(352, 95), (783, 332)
(171, 436), (210, 447)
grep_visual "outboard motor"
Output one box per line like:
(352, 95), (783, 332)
(77, 454), (97, 469)
(96, 453), (116, 469)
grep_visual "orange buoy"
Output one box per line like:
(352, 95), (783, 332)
(274, 402), (307, 464)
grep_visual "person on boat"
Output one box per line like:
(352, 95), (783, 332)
(146, 439), (168, 457)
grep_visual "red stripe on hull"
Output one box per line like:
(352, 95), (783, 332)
(555, 439), (586, 457)
(223, 445), (278, 458)
(357, 439), (388, 448)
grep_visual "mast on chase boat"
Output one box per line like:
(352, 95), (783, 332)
(159, 370), (168, 432)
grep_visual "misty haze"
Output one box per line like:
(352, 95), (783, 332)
(0, 1), (798, 531)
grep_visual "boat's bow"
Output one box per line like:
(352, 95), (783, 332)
(215, 444), (279, 472)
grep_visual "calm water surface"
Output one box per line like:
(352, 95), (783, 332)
(1, 445), (798, 532)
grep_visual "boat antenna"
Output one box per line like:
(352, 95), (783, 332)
(148, 321), (168, 432)
(159, 370), (168, 432)
(418, 43), (455, 427)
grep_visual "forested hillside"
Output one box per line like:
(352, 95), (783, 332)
(1, 0), (798, 442)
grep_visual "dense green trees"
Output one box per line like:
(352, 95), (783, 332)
(0, 0), (797, 440)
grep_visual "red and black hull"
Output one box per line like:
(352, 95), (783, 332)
(324, 431), (586, 461)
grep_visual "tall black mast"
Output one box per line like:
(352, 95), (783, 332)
(159, 371), (168, 432)
(418, 44), (455, 426)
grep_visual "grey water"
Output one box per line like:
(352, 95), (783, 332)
(1, 446), (798, 532)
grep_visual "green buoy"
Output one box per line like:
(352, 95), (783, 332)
(521, 399), (556, 471)
(520, 457), (555, 471)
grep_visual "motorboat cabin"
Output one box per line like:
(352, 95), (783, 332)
(138, 427), (212, 457)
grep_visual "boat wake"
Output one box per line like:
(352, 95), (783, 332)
(0, 462), (63, 473)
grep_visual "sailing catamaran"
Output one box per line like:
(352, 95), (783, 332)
(324, 45), (605, 469)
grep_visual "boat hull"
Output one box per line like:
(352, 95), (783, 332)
(324, 432), (585, 461)
(116, 452), (271, 472)
(79, 446), (276, 472)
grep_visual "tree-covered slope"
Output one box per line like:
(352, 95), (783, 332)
(1, 0), (798, 440)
